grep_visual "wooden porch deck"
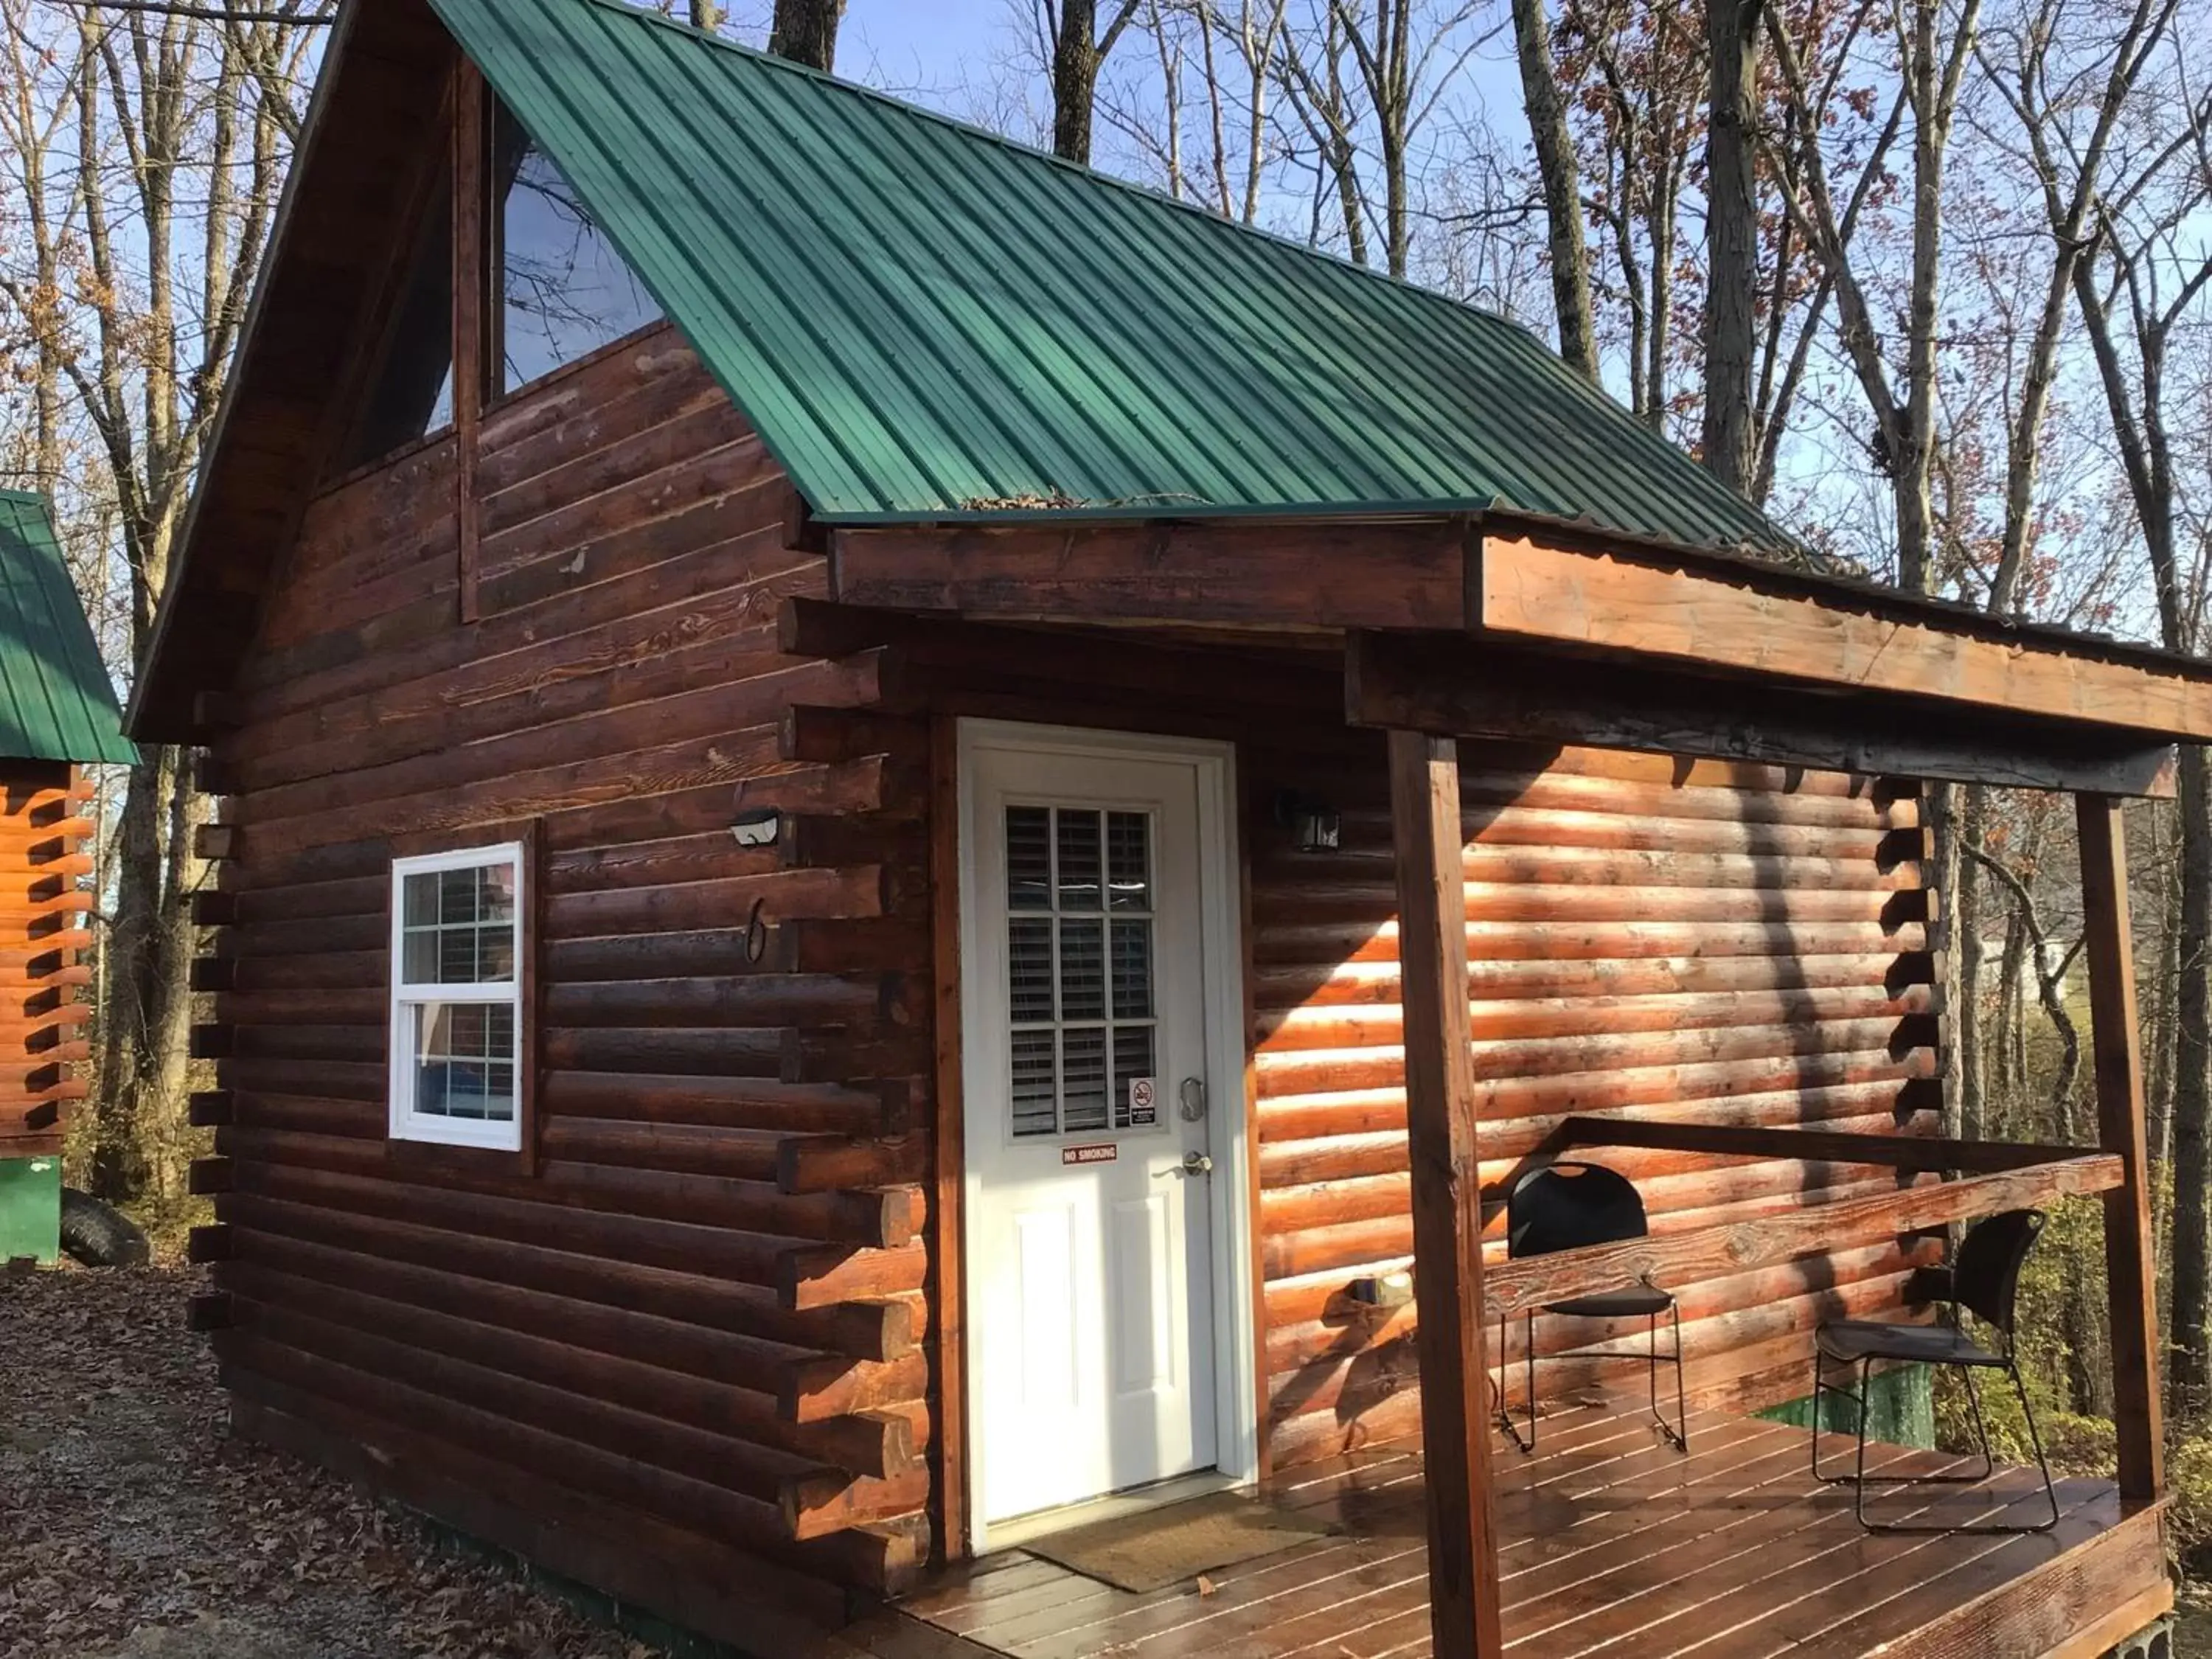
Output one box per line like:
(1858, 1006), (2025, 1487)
(855, 1403), (2168, 1659)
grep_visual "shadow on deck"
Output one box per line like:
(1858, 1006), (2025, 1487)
(852, 1402), (2169, 1659)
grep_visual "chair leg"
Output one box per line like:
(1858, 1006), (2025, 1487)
(1524, 1312), (1537, 1450)
(1669, 1301), (1688, 1451)
(1849, 1362), (2062, 1534)
(1853, 1358), (1874, 1530)
(2008, 1362), (2062, 1533)
(1958, 1364), (1999, 1484)
(1809, 1349), (1858, 1483)
(1497, 1312), (1534, 1454)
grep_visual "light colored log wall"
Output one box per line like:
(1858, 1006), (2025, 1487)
(1245, 736), (1938, 1470)
(0, 762), (94, 1159)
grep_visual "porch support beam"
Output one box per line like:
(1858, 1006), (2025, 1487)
(1346, 630), (2178, 799)
(2076, 794), (2163, 1500)
(1385, 728), (1504, 1659)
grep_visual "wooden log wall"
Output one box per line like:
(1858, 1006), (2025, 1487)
(1245, 734), (1941, 1472)
(189, 324), (936, 1632)
(0, 761), (95, 1161)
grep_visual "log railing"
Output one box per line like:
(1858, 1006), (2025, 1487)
(1485, 1125), (2124, 1324)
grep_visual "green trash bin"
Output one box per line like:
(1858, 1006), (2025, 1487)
(0, 1152), (62, 1265)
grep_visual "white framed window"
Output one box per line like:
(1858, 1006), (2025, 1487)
(388, 843), (525, 1151)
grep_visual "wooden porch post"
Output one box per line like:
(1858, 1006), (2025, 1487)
(2076, 793), (2163, 1500)
(1386, 728), (1505, 1659)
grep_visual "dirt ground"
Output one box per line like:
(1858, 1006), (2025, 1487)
(0, 1266), (672, 1659)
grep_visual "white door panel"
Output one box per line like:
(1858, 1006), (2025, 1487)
(961, 728), (1234, 1534)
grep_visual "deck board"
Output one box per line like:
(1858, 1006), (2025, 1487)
(889, 1404), (2168, 1659)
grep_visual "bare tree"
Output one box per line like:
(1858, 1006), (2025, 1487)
(1762, 0), (1981, 593)
(1041, 0), (1145, 161)
(0, 2), (310, 1203)
(768, 0), (844, 72)
(1559, 0), (1703, 424)
(2067, 83), (2212, 1392)
(1274, 0), (1486, 276)
(1702, 0), (1759, 489)
(1511, 0), (1597, 376)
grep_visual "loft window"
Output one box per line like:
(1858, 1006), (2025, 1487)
(491, 95), (661, 394)
(343, 162), (456, 469)
(389, 845), (524, 1151)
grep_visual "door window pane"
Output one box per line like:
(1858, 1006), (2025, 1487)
(1005, 803), (1161, 1139)
(493, 97), (663, 394)
(1061, 1027), (1109, 1133)
(1006, 807), (1051, 908)
(1107, 812), (1151, 911)
(1057, 810), (1102, 910)
(1058, 919), (1105, 1020)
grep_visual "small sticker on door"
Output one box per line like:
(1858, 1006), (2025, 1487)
(1128, 1077), (1158, 1126)
(1062, 1142), (1119, 1165)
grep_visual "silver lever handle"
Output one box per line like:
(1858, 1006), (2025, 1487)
(1182, 1151), (1214, 1176)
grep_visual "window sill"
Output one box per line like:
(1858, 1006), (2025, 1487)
(385, 1129), (533, 1179)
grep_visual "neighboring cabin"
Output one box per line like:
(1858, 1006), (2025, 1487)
(0, 490), (133, 1264)
(131, 2), (2198, 1656)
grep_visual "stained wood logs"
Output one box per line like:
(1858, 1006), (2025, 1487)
(192, 332), (933, 1601)
(1248, 732), (1943, 1470)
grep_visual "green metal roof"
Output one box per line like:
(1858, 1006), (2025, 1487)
(0, 492), (132, 767)
(427, 0), (1790, 550)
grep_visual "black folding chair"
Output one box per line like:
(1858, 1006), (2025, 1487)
(1496, 1161), (1687, 1453)
(1810, 1207), (2060, 1533)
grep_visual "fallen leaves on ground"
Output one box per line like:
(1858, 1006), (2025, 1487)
(0, 1266), (668, 1659)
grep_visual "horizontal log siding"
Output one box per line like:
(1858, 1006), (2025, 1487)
(195, 327), (932, 1615)
(0, 762), (93, 1158)
(1247, 734), (1940, 1471)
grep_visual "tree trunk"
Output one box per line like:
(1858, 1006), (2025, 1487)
(1954, 785), (1987, 1141)
(1054, 0), (1105, 161)
(90, 746), (195, 1204)
(1701, 0), (1759, 492)
(1511, 0), (1597, 380)
(768, 0), (844, 72)
(1928, 782), (1966, 1138)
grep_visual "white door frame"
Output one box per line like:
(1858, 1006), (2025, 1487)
(955, 718), (1258, 1554)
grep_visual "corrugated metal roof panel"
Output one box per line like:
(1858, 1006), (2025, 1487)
(0, 492), (133, 766)
(428, 0), (1792, 552)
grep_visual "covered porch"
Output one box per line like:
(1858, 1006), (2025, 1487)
(800, 503), (2201, 1658)
(866, 1399), (2162, 1658)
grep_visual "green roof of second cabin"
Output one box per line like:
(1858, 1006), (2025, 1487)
(426, 0), (1792, 552)
(0, 492), (132, 768)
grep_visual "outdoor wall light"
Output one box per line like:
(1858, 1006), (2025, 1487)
(1274, 790), (1342, 853)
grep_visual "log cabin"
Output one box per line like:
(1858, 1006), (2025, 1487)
(131, 1), (2194, 1655)
(0, 490), (132, 1265)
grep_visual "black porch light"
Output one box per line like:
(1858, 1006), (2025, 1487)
(1275, 790), (1341, 854)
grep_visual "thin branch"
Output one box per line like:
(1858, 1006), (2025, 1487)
(41, 1), (332, 21)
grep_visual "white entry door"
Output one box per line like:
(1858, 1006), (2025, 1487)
(960, 725), (1237, 1538)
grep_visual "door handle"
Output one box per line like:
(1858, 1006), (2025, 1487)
(1156, 1152), (1214, 1178)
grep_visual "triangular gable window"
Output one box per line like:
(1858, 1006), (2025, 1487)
(491, 96), (661, 394)
(341, 157), (456, 470)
